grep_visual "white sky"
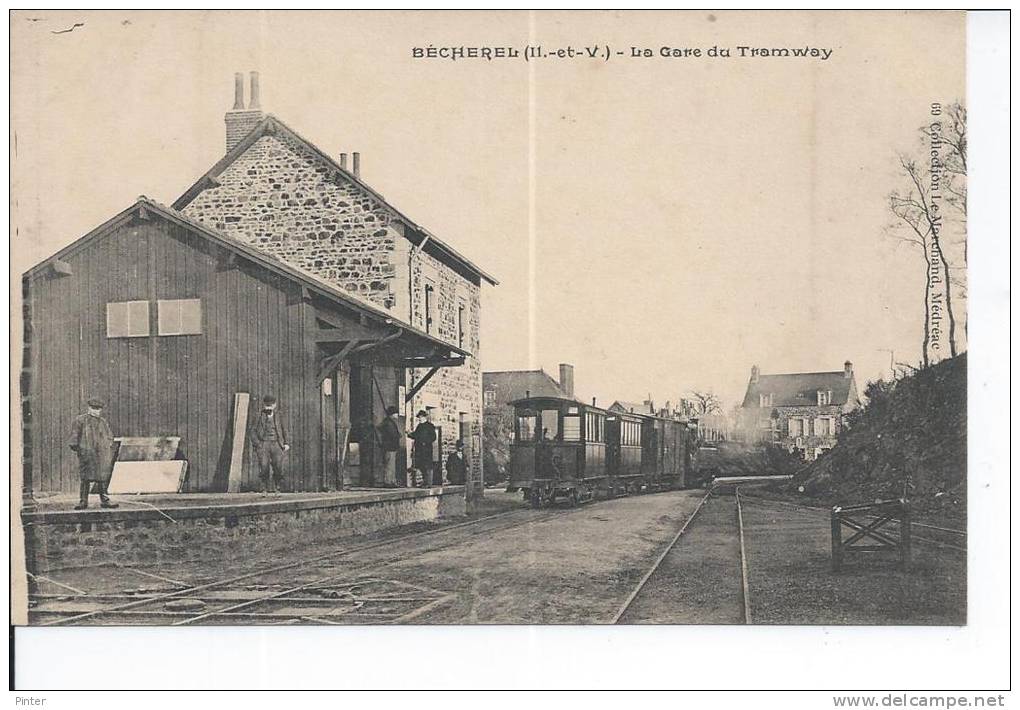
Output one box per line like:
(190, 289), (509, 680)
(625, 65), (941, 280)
(11, 10), (966, 408)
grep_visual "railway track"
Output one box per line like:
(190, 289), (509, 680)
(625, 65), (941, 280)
(610, 489), (716, 623)
(612, 485), (964, 625)
(612, 487), (754, 624)
(32, 506), (566, 626)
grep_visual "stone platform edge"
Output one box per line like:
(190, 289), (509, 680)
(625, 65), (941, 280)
(21, 485), (467, 526)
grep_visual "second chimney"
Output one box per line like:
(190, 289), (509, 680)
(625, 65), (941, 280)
(352, 152), (361, 178)
(224, 71), (265, 152)
(558, 363), (574, 398)
(750, 364), (760, 384)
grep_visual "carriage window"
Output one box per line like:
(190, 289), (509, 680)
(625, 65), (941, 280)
(586, 413), (605, 443)
(562, 415), (581, 441)
(623, 421), (640, 446)
(517, 415), (538, 442)
(540, 410), (559, 440)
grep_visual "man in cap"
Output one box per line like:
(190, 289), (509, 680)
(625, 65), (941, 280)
(374, 405), (403, 488)
(249, 395), (290, 495)
(408, 409), (437, 487)
(67, 397), (118, 510)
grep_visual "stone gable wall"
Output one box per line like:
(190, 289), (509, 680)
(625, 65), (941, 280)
(183, 134), (400, 308)
(183, 132), (485, 487)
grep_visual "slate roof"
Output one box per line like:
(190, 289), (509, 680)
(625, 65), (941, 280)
(483, 370), (566, 406)
(172, 114), (497, 286)
(741, 371), (856, 408)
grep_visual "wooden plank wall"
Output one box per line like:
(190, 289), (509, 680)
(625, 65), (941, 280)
(27, 217), (322, 493)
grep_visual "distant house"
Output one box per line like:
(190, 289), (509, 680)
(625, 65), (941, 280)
(482, 364), (573, 479)
(739, 361), (861, 460)
(608, 399), (654, 415)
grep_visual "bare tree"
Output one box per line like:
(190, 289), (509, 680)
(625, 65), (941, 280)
(687, 390), (723, 416)
(887, 102), (965, 366)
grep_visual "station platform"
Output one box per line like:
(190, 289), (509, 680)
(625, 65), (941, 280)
(21, 486), (468, 574)
(23, 486), (464, 523)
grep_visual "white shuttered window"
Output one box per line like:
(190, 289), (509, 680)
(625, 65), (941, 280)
(106, 301), (150, 338)
(158, 299), (202, 336)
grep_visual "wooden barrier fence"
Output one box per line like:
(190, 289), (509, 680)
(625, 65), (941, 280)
(831, 498), (911, 572)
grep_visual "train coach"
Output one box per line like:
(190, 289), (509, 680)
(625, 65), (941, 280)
(506, 394), (695, 507)
(639, 413), (692, 492)
(506, 395), (608, 507)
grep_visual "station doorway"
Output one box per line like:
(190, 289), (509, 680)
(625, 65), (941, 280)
(320, 363), (405, 489)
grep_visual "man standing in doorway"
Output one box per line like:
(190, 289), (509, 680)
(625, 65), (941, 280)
(68, 397), (118, 510)
(250, 394), (290, 495)
(409, 409), (437, 487)
(375, 405), (402, 488)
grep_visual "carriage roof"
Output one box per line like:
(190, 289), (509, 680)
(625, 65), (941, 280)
(509, 394), (609, 415)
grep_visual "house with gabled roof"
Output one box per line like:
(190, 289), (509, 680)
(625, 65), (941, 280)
(174, 72), (496, 489)
(20, 71), (496, 495)
(739, 361), (861, 460)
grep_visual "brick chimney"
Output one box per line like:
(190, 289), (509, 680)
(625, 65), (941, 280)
(750, 364), (760, 384)
(224, 71), (265, 152)
(844, 360), (853, 379)
(558, 363), (574, 398)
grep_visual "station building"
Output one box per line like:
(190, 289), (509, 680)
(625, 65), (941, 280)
(20, 72), (496, 497)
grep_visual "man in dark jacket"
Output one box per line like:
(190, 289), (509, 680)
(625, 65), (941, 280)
(375, 405), (402, 487)
(445, 440), (467, 485)
(408, 409), (437, 487)
(250, 395), (290, 495)
(68, 397), (119, 510)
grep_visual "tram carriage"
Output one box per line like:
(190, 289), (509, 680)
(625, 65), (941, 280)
(507, 395), (609, 507)
(648, 415), (692, 490)
(606, 410), (644, 495)
(507, 395), (696, 507)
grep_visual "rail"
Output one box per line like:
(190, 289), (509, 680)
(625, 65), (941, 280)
(735, 488), (752, 624)
(611, 490), (712, 623)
